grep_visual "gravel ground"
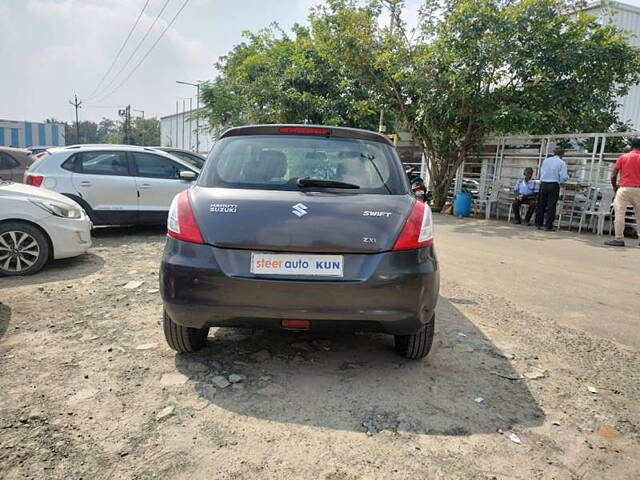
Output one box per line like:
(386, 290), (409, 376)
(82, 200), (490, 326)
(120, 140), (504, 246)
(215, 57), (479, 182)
(1, 226), (639, 479)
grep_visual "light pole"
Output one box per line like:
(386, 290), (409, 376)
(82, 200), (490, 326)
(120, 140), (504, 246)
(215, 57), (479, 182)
(176, 80), (201, 152)
(378, 0), (399, 134)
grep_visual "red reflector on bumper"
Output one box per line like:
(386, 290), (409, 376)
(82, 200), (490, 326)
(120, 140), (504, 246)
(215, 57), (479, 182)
(281, 319), (311, 330)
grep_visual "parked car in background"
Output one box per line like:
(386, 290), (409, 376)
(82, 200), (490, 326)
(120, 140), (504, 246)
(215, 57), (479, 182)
(0, 180), (91, 276)
(154, 147), (206, 170)
(0, 147), (32, 183)
(160, 124), (440, 359)
(24, 145), (200, 226)
(25, 146), (50, 156)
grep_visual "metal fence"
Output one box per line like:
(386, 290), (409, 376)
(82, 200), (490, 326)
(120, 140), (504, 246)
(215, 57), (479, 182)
(451, 132), (639, 235)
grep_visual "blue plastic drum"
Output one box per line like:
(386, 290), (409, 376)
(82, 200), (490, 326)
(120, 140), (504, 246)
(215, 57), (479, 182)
(453, 191), (472, 217)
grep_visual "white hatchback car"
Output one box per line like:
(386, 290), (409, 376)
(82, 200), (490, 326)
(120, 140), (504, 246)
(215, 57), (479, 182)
(0, 180), (91, 276)
(25, 145), (200, 225)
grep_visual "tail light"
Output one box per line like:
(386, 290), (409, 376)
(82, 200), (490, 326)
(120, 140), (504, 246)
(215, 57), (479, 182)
(167, 190), (203, 244)
(392, 200), (434, 250)
(278, 126), (330, 136)
(25, 174), (44, 187)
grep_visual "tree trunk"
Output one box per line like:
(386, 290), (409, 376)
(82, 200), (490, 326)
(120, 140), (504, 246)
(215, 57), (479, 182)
(426, 150), (469, 211)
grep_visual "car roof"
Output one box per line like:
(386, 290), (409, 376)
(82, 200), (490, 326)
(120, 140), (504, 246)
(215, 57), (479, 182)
(60, 144), (166, 153)
(153, 146), (205, 156)
(0, 146), (30, 154)
(219, 124), (394, 146)
(45, 144), (200, 171)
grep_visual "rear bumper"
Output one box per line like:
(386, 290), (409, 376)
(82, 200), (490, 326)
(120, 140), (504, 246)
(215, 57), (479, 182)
(41, 215), (92, 260)
(160, 238), (439, 335)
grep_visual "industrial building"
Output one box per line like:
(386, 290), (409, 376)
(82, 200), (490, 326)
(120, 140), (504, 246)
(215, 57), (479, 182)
(160, 109), (215, 154)
(585, 1), (640, 128)
(0, 119), (65, 148)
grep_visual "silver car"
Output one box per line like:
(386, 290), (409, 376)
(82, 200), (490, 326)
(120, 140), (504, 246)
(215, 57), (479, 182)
(24, 145), (199, 225)
(0, 180), (91, 276)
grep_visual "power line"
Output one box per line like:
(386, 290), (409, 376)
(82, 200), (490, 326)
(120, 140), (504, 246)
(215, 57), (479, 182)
(94, 0), (191, 103)
(91, 0), (172, 102)
(85, 0), (152, 101)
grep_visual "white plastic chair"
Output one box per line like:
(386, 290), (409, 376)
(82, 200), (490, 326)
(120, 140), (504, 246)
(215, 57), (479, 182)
(477, 182), (501, 219)
(578, 189), (615, 235)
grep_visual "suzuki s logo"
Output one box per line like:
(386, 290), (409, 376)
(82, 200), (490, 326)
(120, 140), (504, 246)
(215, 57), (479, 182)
(292, 203), (308, 217)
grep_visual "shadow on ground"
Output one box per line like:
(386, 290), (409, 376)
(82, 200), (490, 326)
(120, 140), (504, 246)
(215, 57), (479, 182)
(0, 253), (104, 287)
(174, 298), (544, 436)
(0, 302), (10, 340)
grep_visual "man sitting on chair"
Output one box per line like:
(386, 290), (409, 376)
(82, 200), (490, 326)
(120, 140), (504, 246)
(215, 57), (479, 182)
(512, 167), (539, 224)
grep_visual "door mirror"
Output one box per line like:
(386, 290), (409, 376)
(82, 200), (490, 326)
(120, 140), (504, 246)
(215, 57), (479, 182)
(179, 170), (197, 181)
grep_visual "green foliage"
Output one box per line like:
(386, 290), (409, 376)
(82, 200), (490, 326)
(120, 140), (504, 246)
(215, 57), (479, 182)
(199, 23), (386, 132)
(63, 117), (160, 146)
(309, 0), (640, 206)
(200, 0), (640, 207)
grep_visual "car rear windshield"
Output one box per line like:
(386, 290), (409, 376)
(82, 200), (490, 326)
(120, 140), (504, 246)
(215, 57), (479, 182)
(198, 134), (407, 194)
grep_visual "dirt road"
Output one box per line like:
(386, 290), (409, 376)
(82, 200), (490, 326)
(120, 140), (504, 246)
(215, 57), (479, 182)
(1, 224), (639, 479)
(434, 214), (640, 349)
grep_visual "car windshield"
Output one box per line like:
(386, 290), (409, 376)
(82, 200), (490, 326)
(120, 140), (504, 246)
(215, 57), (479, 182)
(199, 134), (405, 194)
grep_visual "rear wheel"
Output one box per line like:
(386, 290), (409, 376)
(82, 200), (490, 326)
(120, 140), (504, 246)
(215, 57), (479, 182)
(0, 221), (50, 276)
(394, 314), (435, 359)
(163, 310), (209, 352)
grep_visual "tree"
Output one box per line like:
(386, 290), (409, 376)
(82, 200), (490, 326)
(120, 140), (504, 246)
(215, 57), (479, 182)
(310, 0), (640, 207)
(97, 118), (118, 143)
(65, 121), (99, 144)
(200, 24), (386, 133)
(129, 117), (161, 146)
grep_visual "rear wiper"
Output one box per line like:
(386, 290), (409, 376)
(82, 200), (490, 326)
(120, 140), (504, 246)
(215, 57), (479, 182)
(296, 177), (360, 189)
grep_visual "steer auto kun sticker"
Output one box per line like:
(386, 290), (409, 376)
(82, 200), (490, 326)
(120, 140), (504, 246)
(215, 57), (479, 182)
(251, 253), (344, 277)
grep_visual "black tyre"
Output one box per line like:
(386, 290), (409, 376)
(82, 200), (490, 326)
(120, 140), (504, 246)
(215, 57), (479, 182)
(163, 310), (208, 352)
(0, 221), (50, 276)
(394, 314), (435, 359)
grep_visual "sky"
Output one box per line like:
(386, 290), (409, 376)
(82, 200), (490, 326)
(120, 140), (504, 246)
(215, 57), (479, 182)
(0, 0), (639, 124)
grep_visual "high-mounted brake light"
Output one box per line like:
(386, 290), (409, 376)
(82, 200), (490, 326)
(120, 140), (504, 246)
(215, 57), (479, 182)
(277, 126), (330, 136)
(167, 190), (204, 244)
(392, 200), (434, 250)
(25, 174), (44, 187)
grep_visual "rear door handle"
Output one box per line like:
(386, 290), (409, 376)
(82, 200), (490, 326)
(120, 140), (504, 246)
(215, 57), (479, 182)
(79, 181), (92, 187)
(139, 183), (152, 189)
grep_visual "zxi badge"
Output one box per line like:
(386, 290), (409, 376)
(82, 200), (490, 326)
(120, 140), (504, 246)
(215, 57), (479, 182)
(291, 203), (308, 217)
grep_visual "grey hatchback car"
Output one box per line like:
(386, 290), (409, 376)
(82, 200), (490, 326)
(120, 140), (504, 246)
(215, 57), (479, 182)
(160, 125), (439, 359)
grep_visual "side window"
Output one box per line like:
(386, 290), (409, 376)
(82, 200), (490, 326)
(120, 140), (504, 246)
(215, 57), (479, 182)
(61, 155), (78, 172)
(132, 152), (183, 179)
(0, 153), (19, 169)
(77, 151), (129, 176)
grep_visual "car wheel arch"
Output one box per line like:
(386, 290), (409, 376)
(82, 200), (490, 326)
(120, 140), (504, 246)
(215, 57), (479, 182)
(0, 218), (55, 263)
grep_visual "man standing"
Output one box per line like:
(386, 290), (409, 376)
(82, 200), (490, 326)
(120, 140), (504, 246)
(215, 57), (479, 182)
(512, 167), (539, 224)
(536, 147), (569, 230)
(604, 137), (640, 247)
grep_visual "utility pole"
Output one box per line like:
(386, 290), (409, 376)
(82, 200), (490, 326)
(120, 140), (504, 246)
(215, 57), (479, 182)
(69, 94), (82, 144)
(118, 105), (131, 144)
(378, 0), (398, 134)
(176, 80), (201, 152)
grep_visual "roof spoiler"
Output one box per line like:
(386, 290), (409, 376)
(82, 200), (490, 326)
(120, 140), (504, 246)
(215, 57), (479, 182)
(219, 124), (394, 146)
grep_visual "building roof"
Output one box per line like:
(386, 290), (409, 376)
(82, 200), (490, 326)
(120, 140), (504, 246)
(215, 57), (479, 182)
(583, 0), (640, 16)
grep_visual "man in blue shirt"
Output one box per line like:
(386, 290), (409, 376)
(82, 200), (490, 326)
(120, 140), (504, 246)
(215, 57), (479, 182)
(535, 147), (570, 230)
(512, 167), (539, 224)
